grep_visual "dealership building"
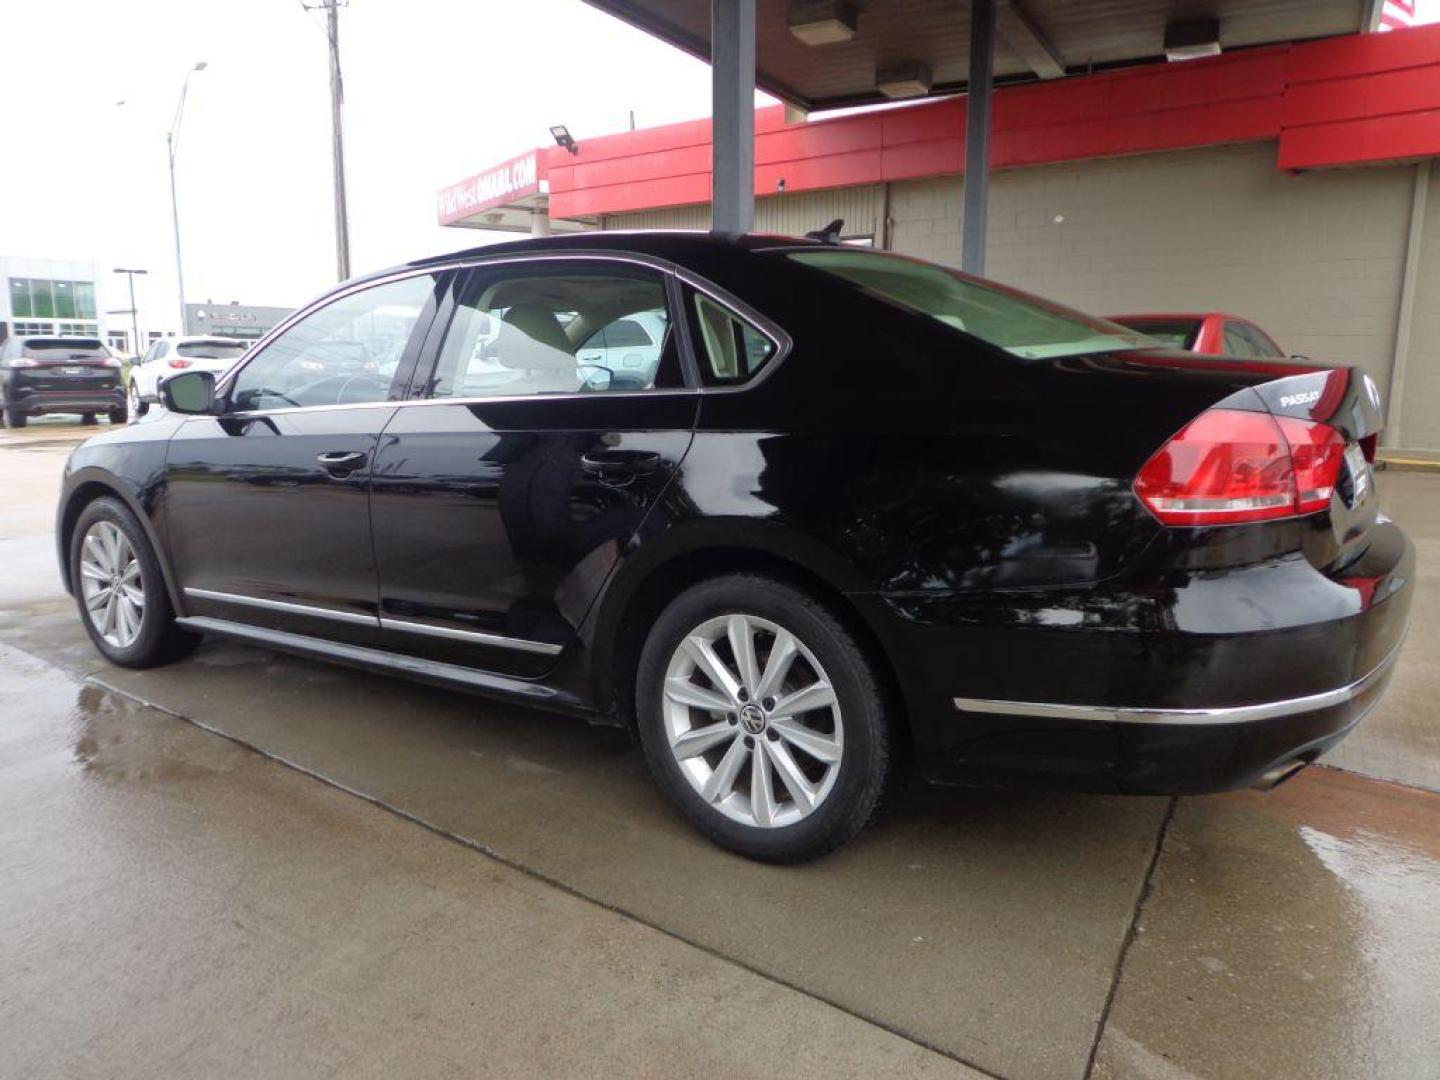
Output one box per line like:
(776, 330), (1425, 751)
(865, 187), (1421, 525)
(438, 15), (1440, 453)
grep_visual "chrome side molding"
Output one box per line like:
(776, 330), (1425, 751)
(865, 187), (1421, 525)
(378, 616), (561, 656)
(183, 587), (376, 626)
(184, 588), (563, 656)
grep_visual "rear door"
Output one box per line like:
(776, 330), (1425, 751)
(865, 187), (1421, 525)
(164, 270), (446, 642)
(368, 256), (697, 676)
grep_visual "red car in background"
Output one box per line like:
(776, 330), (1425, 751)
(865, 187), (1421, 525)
(1108, 312), (1312, 366)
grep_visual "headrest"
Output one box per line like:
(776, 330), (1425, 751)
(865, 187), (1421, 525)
(497, 304), (575, 371)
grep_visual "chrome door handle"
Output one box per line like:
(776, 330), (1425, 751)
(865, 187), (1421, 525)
(317, 450), (367, 474)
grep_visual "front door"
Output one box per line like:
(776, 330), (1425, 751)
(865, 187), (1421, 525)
(164, 271), (446, 641)
(368, 258), (697, 676)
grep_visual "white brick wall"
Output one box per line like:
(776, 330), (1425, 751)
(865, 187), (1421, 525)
(1400, 165), (1440, 451)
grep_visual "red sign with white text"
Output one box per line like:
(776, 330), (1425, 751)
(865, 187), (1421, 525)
(436, 151), (541, 225)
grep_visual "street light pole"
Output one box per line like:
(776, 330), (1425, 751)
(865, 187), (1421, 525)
(300, 0), (351, 280)
(111, 268), (148, 356)
(325, 0), (351, 280)
(168, 62), (207, 334)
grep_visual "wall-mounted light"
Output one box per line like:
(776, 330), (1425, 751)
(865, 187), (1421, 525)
(789, 0), (857, 45)
(550, 124), (579, 155)
(1164, 19), (1220, 61)
(877, 62), (932, 99)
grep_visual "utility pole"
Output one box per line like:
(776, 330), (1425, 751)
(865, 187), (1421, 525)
(305, 0), (352, 281)
(111, 268), (148, 357)
(169, 62), (207, 333)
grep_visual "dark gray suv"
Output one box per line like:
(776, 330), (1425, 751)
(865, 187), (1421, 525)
(0, 336), (127, 428)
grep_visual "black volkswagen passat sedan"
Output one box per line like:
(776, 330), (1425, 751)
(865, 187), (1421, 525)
(57, 233), (1413, 862)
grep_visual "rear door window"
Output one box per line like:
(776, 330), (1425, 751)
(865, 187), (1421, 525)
(422, 262), (682, 398)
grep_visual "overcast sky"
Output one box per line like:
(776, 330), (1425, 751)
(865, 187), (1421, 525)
(1, 0), (747, 331)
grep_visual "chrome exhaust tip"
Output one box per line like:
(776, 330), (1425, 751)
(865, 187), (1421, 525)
(1251, 758), (1309, 791)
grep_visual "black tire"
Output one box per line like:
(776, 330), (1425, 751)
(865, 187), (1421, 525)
(636, 573), (891, 863)
(108, 406), (128, 425)
(81, 413), (98, 426)
(4, 408), (26, 428)
(129, 381), (149, 418)
(70, 496), (200, 668)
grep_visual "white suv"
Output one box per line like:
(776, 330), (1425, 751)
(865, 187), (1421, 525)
(128, 336), (251, 416)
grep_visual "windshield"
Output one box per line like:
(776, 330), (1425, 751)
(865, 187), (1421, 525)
(1108, 317), (1202, 350)
(177, 341), (249, 360)
(784, 249), (1155, 360)
(22, 339), (110, 359)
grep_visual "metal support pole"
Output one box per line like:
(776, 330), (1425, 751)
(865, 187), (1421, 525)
(962, 0), (996, 275)
(1384, 158), (1430, 448)
(167, 132), (188, 331)
(126, 276), (140, 356)
(326, 1), (352, 280)
(711, 0), (756, 234)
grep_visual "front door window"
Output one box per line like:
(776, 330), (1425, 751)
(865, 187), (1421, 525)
(228, 273), (441, 411)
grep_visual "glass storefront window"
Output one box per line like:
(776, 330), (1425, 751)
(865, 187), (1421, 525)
(54, 281), (75, 318)
(7, 277), (97, 320)
(31, 279), (54, 318)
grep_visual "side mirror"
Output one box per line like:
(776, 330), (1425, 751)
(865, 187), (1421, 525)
(160, 369), (217, 414)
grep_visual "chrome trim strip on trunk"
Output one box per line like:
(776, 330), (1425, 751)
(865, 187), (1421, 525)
(953, 641), (1403, 726)
(184, 587), (377, 626)
(378, 616), (563, 656)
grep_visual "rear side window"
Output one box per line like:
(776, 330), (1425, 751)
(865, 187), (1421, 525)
(22, 338), (109, 359)
(1110, 318), (1202, 350)
(1239, 322), (1284, 358)
(1222, 321), (1257, 357)
(689, 294), (775, 385)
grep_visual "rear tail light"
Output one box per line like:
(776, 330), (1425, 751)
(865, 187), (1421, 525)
(168, 358), (194, 370)
(1134, 408), (1346, 526)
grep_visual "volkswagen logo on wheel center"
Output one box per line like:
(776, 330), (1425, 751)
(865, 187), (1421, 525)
(740, 704), (767, 734)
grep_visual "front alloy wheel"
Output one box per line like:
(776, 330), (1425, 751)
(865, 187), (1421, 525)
(663, 613), (844, 828)
(79, 521), (145, 648)
(637, 574), (891, 863)
(69, 496), (199, 668)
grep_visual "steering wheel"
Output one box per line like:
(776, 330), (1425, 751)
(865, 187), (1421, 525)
(236, 386), (303, 410)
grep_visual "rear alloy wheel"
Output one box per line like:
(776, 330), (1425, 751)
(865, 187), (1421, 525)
(637, 574), (891, 862)
(128, 380), (149, 418)
(70, 497), (199, 668)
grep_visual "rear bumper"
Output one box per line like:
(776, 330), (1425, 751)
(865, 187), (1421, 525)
(4, 386), (124, 415)
(862, 520), (1415, 794)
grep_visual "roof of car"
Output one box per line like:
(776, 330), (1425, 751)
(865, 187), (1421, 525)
(384, 230), (822, 281)
(1108, 312), (1251, 323)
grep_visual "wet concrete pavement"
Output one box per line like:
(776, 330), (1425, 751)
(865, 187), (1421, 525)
(3, 420), (1440, 1079)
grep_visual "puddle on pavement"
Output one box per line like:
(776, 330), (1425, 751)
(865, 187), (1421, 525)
(1099, 770), (1440, 1080)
